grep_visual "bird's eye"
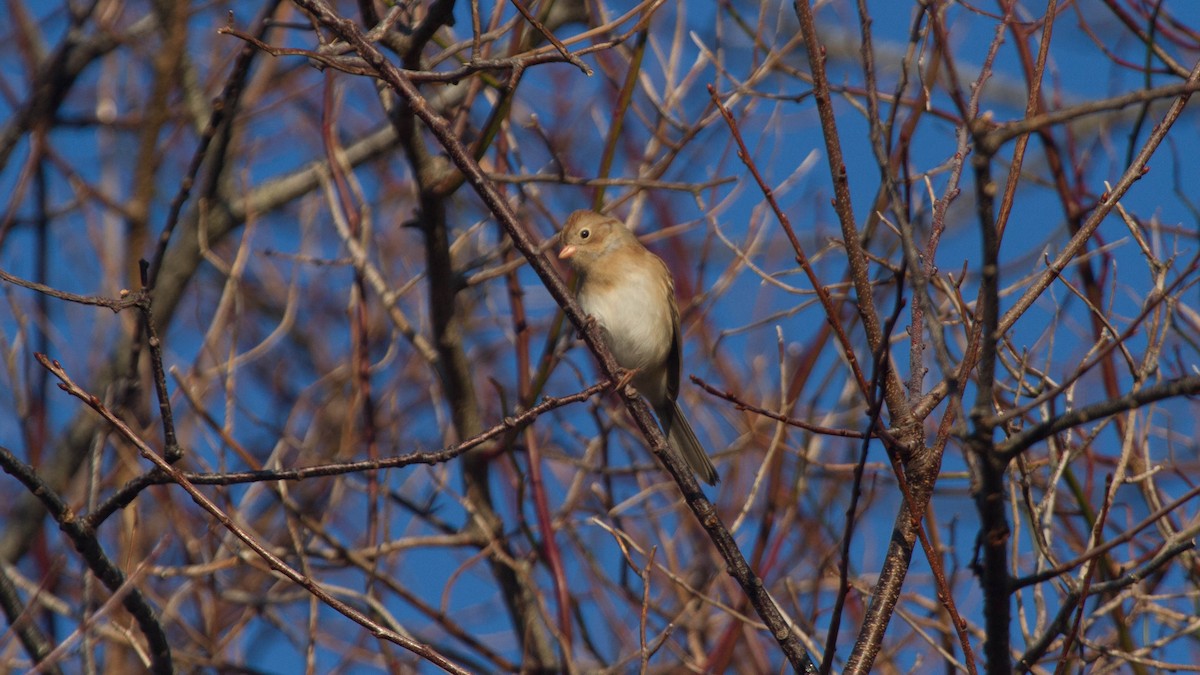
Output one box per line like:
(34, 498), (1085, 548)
(579, 229), (590, 239)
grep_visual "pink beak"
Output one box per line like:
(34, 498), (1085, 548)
(558, 245), (576, 259)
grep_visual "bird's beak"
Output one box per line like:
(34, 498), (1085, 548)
(558, 245), (576, 260)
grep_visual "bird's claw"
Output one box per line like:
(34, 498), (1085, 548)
(614, 367), (640, 397)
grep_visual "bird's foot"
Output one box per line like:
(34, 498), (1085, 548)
(614, 367), (640, 398)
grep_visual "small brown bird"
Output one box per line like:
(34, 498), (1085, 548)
(558, 210), (719, 485)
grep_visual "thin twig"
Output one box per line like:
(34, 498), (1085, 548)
(509, 0), (592, 75)
(0, 268), (141, 312)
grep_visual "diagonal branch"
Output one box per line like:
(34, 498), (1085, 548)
(287, 0), (819, 670)
(0, 439), (173, 675)
(36, 354), (470, 675)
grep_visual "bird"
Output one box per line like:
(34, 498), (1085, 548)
(557, 210), (719, 485)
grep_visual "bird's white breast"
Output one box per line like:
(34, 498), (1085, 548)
(578, 265), (672, 373)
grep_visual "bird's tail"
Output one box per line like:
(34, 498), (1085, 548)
(659, 401), (719, 485)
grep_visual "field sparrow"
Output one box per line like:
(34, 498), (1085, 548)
(558, 210), (719, 485)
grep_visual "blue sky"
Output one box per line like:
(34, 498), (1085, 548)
(1, 0), (1199, 671)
